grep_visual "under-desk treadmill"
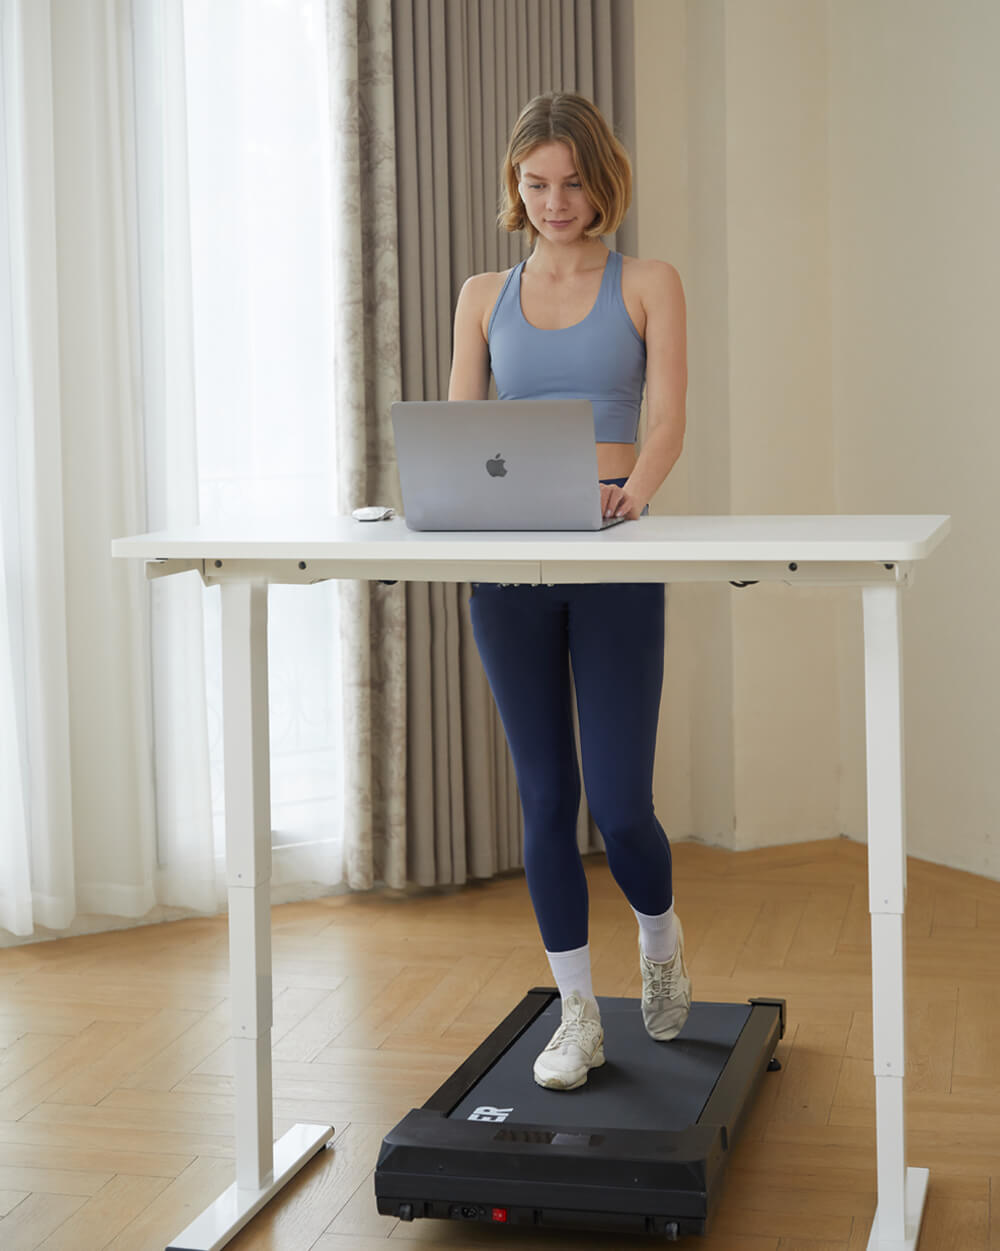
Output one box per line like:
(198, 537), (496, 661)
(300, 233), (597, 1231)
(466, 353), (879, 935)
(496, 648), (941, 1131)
(375, 990), (786, 1240)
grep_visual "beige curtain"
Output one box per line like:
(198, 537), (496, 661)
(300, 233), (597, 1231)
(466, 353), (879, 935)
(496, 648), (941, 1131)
(329, 0), (409, 889)
(391, 0), (638, 886)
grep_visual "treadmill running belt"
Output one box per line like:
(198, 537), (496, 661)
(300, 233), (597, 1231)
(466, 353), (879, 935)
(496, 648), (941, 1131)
(448, 998), (751, 1130)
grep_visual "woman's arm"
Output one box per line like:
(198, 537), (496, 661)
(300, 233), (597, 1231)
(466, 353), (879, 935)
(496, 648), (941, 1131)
(448, 274), (492, 402)
(612, 261), (687, 518)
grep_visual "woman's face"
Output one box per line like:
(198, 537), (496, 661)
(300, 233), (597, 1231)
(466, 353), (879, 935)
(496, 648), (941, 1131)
(517, 142), (597, 243)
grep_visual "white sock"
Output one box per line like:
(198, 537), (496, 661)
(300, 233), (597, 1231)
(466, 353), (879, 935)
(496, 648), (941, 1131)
(633, 903), (678, 962)
(545, 943), (596, 1006)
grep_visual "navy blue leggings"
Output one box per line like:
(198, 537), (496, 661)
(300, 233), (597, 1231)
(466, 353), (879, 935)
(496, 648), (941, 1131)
(469, 546), (673, 952)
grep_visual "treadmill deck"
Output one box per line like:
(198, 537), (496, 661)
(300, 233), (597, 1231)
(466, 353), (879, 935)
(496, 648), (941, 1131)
(375, 990), (785, 1240)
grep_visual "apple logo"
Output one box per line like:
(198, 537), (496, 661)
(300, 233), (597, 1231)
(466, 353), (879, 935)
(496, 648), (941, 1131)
(486, 453), (507, 478)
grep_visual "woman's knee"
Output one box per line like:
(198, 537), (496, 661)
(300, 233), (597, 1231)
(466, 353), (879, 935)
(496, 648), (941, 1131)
(522, 779), (581, 840)
(587, 778), (648, 829)
(589, 799), (661, 857)
(594, 803), (673, 906)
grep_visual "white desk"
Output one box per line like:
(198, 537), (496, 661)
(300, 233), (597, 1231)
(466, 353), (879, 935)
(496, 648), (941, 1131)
(113, 513), (950, 1251)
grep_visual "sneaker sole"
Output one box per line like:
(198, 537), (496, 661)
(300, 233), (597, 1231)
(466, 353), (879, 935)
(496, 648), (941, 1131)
(533, 1047), (606, 1091)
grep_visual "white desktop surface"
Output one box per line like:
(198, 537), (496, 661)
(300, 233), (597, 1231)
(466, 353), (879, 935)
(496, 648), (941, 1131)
(112, 512), (950, 564)
(114, 512), (950, 1251)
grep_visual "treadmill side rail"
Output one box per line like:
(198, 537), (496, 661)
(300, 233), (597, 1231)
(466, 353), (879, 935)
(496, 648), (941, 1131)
(422, 988), (555, 1113)
(700, 996), (786, 1149)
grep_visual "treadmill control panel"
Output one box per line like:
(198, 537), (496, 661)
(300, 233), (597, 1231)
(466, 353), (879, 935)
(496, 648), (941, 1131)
(494, 1127), (605, 1147)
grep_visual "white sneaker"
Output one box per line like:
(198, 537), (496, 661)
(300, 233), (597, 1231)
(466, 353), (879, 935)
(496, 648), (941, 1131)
(533, 991), (605, 1090)
(639, 917), (692, 1041)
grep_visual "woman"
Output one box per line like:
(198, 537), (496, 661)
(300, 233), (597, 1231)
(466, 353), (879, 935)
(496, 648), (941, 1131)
(448, 92), (689, 1090)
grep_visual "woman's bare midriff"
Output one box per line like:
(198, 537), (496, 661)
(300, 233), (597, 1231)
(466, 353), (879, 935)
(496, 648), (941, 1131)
(597, 442), (637, 480)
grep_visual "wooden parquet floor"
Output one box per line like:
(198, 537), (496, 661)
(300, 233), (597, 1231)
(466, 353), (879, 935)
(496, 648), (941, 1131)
(2, 837), (999, 1250)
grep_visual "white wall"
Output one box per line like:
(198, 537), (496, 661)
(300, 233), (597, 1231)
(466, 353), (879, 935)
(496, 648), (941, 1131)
(636, 0), (841, 852)
(636, 0), (1000, 879)
(830, 0), (1000, 878)
(632, 0), (697, 844)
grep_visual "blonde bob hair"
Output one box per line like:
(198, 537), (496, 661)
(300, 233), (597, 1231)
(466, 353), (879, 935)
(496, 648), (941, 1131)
(498, 92), (632, 242)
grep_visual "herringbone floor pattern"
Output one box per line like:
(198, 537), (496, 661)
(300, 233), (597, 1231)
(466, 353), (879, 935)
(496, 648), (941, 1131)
(1, 837), (999, 1250)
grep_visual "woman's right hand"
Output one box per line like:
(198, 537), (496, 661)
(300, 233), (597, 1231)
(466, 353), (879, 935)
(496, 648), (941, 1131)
(600, 481), (640, 521)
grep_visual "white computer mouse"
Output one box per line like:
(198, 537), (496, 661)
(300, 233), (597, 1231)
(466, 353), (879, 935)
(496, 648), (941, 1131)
(351, 506), (395, 522)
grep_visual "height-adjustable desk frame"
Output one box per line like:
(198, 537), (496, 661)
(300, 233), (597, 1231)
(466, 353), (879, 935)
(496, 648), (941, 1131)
(112, 513), (950, 1251)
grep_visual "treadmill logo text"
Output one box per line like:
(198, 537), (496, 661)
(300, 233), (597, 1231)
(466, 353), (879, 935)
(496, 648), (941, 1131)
(467, 1106), (514, 1123)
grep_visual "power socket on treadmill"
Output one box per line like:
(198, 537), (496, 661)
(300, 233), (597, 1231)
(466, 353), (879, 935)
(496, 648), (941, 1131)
(450, 1204), (482, 1220)
(453, 1200), (485, 1220)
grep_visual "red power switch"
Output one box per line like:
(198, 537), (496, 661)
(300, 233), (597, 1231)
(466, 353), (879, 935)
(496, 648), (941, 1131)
(491, 1207), (508, 1223)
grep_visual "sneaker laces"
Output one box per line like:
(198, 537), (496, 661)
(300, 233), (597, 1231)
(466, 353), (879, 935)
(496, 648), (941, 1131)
(548, 1000), (603, 1050)
(545, 1014), (603, 1054)
(641, 949), (682, 1002)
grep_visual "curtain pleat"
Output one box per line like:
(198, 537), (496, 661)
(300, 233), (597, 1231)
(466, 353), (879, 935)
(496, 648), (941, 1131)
(576, 0), (593, 96)
(561, 0), (574, 87)
(328, 0), (407, 889)
(545, 2), (555, 97)
(515, 2), (527, 134)
(444, 5), (471, 279)
(391, 1), (423, 413)
(391, 0), (636, 887)
(430, 4), (451, 394)
(479, 4), (497, 273)
(524, 1), (539, 128)
(612, 0), (637, 257)
(403, 604), (432, 876)
(466, 5), (486, 276)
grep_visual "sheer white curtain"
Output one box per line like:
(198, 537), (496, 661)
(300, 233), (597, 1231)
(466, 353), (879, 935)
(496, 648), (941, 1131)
(0, 0), (345, 943)
(1, 0), (80, 937)
(2, 0), (164, 940)
(0, 0), (30, 935)
(179, 0), (344, 890)
(130, 0), (217, 913)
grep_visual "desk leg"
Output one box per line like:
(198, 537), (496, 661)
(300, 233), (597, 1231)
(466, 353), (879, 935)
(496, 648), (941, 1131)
(862, 585), (928, 1250)
(166, 581), (333, 1251)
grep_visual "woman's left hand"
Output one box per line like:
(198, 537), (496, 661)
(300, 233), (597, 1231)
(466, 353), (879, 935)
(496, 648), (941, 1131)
(600, 482), (642, 520)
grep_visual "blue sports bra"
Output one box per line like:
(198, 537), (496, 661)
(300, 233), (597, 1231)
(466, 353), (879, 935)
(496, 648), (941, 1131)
(487, 248), (646, 444)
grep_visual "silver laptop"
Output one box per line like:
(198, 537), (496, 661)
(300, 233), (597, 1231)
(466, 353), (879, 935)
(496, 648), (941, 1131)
(391, 400), (625, 531)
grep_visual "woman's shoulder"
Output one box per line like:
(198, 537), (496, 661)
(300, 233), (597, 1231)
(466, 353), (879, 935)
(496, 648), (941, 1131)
(620, 255), (685, 314)
(620, 254), (682, 286)
(459, 267), (519, 338)
(462, 266), (518, 302)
